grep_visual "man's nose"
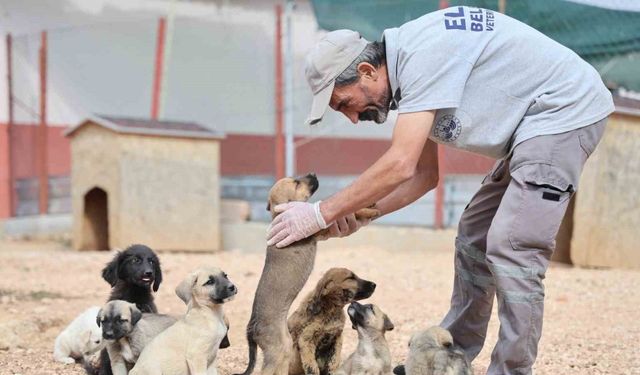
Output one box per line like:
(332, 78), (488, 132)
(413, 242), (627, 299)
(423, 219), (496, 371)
(345, 111), (358, 124)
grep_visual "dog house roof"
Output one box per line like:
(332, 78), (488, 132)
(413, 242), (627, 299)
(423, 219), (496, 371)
(65, 115), (225, 140)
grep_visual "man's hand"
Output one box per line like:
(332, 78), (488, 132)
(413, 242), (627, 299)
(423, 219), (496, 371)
(266, 201), (329, 248)
(316, 213), (371, 241)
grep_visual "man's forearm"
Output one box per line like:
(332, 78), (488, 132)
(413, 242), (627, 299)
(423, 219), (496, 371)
(320, 148), (414, 223)
(375, 168), (439, 216)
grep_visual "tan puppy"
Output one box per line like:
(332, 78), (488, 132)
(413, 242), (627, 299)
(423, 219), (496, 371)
(130, 267), (237, 375)
(237, 175), (379, 375)
(336, 302), (395, 375)
(393, 326), (472, 375)
(287, 268), (377, 375)
(97, 300), (176, 375)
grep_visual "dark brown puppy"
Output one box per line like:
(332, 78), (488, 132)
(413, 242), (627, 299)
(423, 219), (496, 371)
(287, 268), (377, 375)
(236, 175), (379, 375)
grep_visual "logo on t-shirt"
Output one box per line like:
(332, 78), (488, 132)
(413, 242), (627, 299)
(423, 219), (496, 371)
(434, 115), (462, 142)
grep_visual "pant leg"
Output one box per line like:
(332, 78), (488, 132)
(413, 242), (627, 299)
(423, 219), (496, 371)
(486, 119), (607, 375)
(441, 158), (511, 361)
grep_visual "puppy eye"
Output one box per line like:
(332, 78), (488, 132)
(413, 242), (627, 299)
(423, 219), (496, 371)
(131, 257), (140, 263)
(204, 279), (215, 286)
(223, 273), (228, 279)
(95, 340), (100, 344)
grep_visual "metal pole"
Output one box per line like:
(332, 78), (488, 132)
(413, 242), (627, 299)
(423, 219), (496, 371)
(6, 34), (14, 217)
(151, 17), (166, 120)
(274, 4), (285, 180)
(499, 0), (506, 14)
(39, 31), (49, 215)
(284, 0), (295, 176)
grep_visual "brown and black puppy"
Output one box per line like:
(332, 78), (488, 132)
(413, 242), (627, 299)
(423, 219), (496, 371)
(236, 175), (379, 375)
(287, 268), (377, 375)
(336, 302), (394, 375)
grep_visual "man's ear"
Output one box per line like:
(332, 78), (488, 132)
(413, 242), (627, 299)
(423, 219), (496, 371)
(357, 62), (378, 81)
(266, 200), (271, 211)
(175, 271), (198, 304)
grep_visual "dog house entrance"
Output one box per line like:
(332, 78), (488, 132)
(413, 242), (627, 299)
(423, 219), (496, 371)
(82, 187), (109, 250)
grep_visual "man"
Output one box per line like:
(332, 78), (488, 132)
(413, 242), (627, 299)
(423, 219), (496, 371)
(267, 6), (613, 375)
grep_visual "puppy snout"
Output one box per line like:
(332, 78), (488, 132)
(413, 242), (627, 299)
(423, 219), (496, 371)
(102, 331), (114, 340)
(228, 284), (237, 293)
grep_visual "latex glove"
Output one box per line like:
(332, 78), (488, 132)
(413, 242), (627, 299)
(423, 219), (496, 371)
(317, 213), (371, 241)
(266, 201), (329, 248)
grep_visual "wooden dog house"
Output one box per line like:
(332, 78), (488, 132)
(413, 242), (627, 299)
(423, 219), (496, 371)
(65, 115), (224, 252)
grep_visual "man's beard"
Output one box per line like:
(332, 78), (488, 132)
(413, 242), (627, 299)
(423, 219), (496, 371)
(358, 87), (392, 124)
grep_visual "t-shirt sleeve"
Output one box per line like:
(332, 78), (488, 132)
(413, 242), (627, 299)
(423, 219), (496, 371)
(396, 49), (473, 113)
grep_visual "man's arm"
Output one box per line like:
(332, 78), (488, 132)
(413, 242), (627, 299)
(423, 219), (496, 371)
(267, 111), (435, 248)
(320, 111), (436, 223)
(375, 139), (439, 216)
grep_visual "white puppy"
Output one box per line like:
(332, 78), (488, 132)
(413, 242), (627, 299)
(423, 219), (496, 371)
(53, 306), (105, 364)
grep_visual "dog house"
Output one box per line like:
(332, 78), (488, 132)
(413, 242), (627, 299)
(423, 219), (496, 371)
(65, 115), (224, 252)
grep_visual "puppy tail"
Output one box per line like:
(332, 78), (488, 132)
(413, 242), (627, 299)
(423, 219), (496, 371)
(234, 331), (257, 375)
(393, 365), (406, 375)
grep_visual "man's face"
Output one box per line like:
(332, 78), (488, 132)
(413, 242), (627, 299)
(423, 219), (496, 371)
(329, 63), (392, 125)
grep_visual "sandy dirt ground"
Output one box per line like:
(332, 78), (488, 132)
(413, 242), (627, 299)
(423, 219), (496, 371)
(0, 235), (639, 375)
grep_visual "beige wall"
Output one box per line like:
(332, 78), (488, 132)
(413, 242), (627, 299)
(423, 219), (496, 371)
(571, 114), (640, 269)
(117, 133), (220, 251)
(70, 124), (121, 250)
(70, 123), (221, 252)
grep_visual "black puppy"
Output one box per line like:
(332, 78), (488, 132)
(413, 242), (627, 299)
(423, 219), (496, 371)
(86, 244), (162, 375)
(102, 244), (162, 313)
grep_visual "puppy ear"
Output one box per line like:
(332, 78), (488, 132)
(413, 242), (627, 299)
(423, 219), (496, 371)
(219, 334), (231, 349)
(152, 255), (162, 292)
(130, 305), (142, 326)
(393, 365), (406, 375)
(101, 252), (123, 286)
(96, 309), (102, 327)
(383, 314), (394, 331)
(175, 272), (198, 304)
(308, 277), (334, 315)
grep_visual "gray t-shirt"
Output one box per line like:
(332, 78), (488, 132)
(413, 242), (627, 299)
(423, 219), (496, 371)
(383, 6), (614, 159)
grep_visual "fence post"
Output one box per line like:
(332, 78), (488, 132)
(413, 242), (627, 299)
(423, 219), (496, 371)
(274, 4), (285, 180)
(38, 31), (49, 215)
(151, 17), (166, 120)
(1, 34), (15, 218)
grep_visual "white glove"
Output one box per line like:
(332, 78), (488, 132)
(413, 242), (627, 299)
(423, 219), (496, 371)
(317, 213), (371, 241)
(266, 201), (328, 248)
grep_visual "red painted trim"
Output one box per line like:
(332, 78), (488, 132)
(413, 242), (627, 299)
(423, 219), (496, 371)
(38, 31), (49, 215)
(274, 5), (285, 180)
(151, 17), (166, 120)
(439, 0), (450, 9)
(1, 34), (14, 218)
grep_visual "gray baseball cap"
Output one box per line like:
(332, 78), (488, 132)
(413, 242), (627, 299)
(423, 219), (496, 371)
(304, 30), (368, 125)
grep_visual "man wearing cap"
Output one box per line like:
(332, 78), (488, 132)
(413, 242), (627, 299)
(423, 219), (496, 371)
(266, 7), (613, 375)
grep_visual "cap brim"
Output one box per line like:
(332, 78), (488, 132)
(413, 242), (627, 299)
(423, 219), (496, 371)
(305, 80), (335, 126)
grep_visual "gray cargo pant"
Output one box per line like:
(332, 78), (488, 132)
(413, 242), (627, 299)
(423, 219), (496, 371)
(440, 118), (607, 375)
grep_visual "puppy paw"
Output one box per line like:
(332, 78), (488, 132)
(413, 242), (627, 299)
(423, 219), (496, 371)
(60, 357), (76, 365)
(354, 206), (380, 220)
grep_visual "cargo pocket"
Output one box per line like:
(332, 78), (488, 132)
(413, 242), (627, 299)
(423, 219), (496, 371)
(508, 163), (574, 252)
(481, 159), (507, 185)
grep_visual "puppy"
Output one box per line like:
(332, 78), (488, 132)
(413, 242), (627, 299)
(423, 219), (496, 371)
(97, 300), (176, 375)
(287, 268), (377, 375)
(102, 244), (163, 313)
(336, 302), (394, 375)
(54, 306), (105, 364)
(393, 327), (472, 375)
(130, 267), (237, 375)
(237, 175), (379, 375)
(93, 244), (163, 375)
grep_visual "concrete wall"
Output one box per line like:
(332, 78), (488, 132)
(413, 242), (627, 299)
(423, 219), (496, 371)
(70, 124), (121, 250)
(117, 133), (221, 251)
(571, 114), (640, 269)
